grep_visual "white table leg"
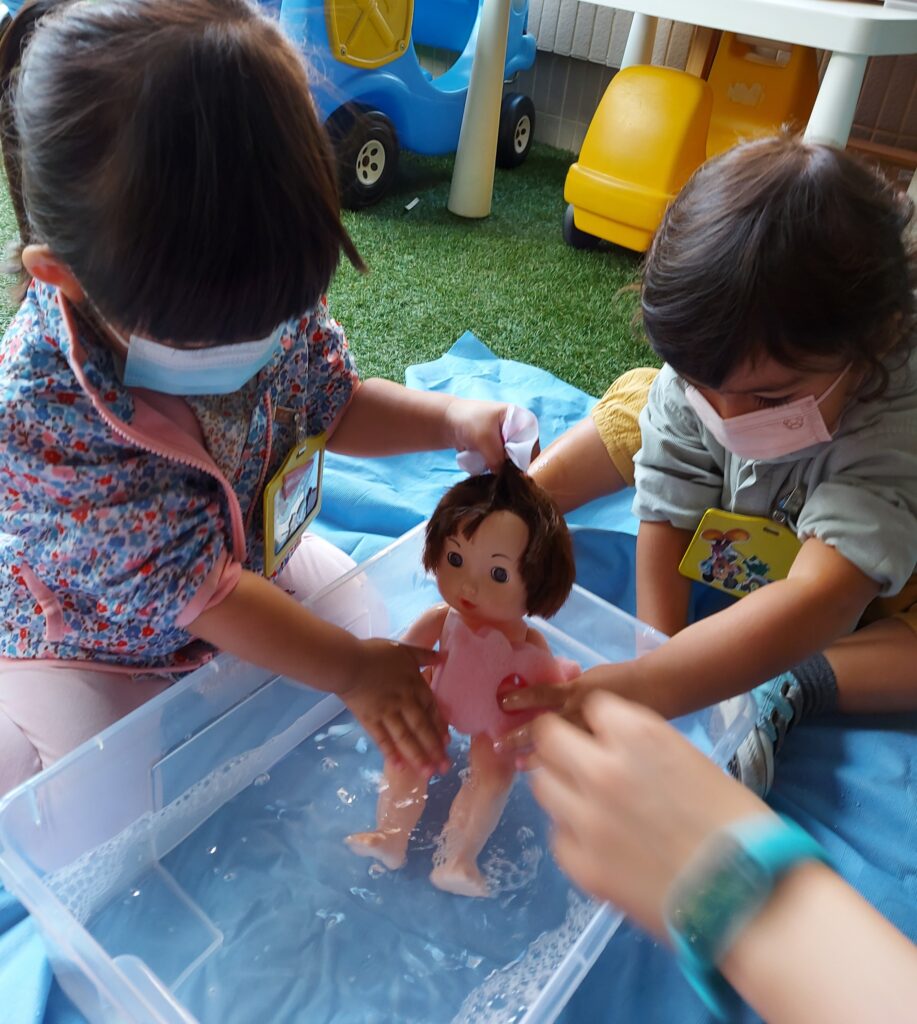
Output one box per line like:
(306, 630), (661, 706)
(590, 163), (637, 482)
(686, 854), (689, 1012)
(620, 13), (659, 69)
(804, 51), (868, 148)
(448, 0), (512, 218)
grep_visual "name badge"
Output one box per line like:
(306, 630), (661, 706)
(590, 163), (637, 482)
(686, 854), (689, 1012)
(262, 432), (325, 576)
(678, 508), (801, 599)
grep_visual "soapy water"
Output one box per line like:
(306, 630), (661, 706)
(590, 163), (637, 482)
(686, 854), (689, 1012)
(76, 712), (608, 1024)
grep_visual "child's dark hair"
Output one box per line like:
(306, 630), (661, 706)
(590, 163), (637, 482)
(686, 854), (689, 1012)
(423, 463), (576, 619)
(0, 0), (365, 344)
(641, 134), (915, 397)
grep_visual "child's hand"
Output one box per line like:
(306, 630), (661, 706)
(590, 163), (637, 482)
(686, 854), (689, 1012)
(340, 639), (450, 776)
(529, 691), (770, 938)
(496, 664), (629, 758)
(445, 399), (531, 473)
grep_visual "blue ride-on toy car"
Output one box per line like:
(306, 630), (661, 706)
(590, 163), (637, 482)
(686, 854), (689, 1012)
(274, 0), (537, 207)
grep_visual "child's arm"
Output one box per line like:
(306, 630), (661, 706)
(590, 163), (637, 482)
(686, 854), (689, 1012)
(328, 378), (511, 472)
(529, 417), (629, 514)
(530, 692), (917, 1024)
(504, 536), (879, 723)
(636, 520), (694, 637)
(189, 569), (449, 772)
(586, 536), (879, 718)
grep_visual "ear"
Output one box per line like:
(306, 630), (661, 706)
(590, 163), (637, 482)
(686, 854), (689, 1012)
(724, 529), (751, 543)
(701, 530), (724, 541)
(21, 244), (85, 304)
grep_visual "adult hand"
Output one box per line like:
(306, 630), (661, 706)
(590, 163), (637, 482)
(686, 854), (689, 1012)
(529, 690), (770, 939)
(340, 639), (450, 776)
(498, 662), (642, 759)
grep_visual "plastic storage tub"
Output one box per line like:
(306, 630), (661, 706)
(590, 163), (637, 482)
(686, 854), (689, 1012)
(0, 526), (753, 1024)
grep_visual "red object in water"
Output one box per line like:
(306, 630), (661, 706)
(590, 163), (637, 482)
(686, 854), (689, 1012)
(496, 672), (529, 712)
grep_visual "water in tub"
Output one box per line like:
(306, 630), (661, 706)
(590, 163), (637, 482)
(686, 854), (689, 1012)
(52, 623), (726, 1022)
(70, 697), (605, 1024)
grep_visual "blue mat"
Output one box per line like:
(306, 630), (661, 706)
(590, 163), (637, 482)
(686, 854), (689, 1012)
(1, 335), (914, 1023)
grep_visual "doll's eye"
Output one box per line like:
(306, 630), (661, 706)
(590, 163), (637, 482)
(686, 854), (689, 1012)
(447, 551), (463, 568)
(490, 566), (509, 583)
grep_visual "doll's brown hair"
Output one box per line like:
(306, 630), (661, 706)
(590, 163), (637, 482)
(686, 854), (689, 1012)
(423, 463), (575, 619)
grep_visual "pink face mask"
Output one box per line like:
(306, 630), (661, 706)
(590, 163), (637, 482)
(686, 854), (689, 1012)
(684, 367), (849, 460)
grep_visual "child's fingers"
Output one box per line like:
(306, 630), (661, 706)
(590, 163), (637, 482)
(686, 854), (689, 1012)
(529, 762), (580, 825)
(500, 683), (567, 713)
(531, 713), (603, 792)
(396, 641), (444, 668)
(384, 711), (437, 775)
(580, 689), (658, 746)
(493, 720), (533, 757)
(400, 702), (449, 770)
(362, 719), (398, 764)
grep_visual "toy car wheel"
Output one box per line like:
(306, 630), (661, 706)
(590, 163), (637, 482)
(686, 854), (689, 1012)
(325, 106), (399, 209)
(496, 93), (535, 169)
(563, 204), (600, 250)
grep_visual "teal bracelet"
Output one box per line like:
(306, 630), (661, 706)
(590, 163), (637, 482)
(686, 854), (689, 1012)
(664, 814), (831, 1021)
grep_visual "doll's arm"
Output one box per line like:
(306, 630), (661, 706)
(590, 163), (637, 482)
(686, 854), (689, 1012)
(524, 625), (551, 652)
(401, 603), (450, 649)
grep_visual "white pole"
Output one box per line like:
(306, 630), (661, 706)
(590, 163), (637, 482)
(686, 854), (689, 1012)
(448, 0), (512, 219)
(804, 51), (868, 148)
(620, 13), (658, 69)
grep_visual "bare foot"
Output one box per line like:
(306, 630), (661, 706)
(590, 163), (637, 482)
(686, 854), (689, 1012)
(345, 830), (408, 870)
(430, 859), (491, 898)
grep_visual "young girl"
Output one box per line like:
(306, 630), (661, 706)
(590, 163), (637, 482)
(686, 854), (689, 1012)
(347, 463), (576, 896)
(0, 0), (516, 794)
(518, 135), (917, 793)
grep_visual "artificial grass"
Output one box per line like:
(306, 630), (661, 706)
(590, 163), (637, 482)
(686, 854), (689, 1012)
(0, 143), (657, 395)
(0, 180), (19, 331)
(333, 144), (656, 393)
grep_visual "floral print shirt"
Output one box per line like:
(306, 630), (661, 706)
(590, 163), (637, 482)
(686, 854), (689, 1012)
(0, 281), (358, 670)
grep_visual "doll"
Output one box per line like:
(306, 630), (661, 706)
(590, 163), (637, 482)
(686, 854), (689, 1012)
(346, 462), (577, 897)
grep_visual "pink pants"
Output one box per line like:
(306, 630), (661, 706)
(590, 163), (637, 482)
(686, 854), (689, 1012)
(0, 534), (362, 796)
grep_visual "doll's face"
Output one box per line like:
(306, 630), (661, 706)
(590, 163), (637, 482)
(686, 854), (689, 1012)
(436, 510), (530, 625)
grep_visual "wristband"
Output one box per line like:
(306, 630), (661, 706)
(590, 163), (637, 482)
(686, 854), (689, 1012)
(664, 814), (831, 1020)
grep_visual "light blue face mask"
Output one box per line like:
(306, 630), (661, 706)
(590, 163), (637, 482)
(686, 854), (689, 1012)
(121, 326), (284, 396)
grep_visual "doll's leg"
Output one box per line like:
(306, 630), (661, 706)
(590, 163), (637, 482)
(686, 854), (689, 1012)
(430, 734), (515, 898)
(345, 760), (429, 870)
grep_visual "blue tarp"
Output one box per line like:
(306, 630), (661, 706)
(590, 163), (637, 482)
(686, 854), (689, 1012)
(1, 335), (914, 1023)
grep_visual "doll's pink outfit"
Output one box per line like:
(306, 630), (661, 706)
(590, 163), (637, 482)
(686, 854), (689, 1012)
(431, 611), (578, 739)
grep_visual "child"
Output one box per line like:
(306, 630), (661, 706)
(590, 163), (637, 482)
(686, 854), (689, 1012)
(519, 135), (917, 793)
(346, 463), (576, 896)
(0, 0), (517, 794)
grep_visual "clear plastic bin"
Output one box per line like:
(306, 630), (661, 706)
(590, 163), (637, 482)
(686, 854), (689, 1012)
(0, 525), (753, 1024)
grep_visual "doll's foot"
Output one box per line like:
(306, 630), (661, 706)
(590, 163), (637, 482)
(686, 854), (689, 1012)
(345, 830), (408, 870)
(430, 858), (491, 898)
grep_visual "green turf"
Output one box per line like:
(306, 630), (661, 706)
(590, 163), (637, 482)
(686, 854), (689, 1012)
(332, 144), (656, 393)
(0, 177), (19, 331)
(0, 143), (658, 395)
